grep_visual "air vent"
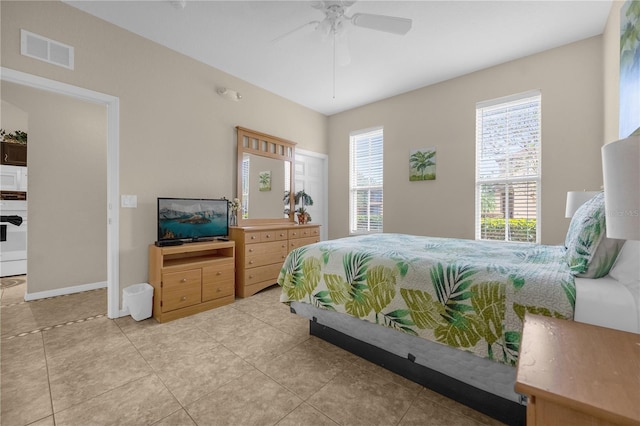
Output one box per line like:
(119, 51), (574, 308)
(20, 30), (74, 70)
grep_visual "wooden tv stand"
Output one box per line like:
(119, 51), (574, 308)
(148, 240), (235, 323)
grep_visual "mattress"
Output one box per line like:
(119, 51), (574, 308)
(574, 276), (640, 333)
(290, 300), (524, 404)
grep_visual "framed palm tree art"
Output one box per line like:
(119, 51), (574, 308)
(409, 148), (436, 181)
(258, 170), (271, 191)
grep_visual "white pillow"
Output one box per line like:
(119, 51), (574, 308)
(609, 240), (640, 284)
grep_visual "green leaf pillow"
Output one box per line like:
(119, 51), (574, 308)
(565, 192), (624, 277)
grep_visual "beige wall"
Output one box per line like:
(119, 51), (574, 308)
(1, 100), (29, 132)
(1, 0), (622, 300)
(1, 82), (108, 292)
(1, 1), (327, 301)
(603, 1), (624, 143)
(328, 36), (605, 245)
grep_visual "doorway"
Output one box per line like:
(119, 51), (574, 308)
(1, 67), (120, 318)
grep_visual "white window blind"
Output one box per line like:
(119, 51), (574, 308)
(241, 157), (250, 218)
(475, 91), (541, 243)
(350, 127), (383, 234)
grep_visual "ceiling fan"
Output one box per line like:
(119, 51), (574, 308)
(274, 1), (412, 42)
(274, 1), (412, 98)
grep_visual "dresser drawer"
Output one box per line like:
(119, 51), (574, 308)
(288, 229), (302, 239)
(245, 231), (262, 244)
(245, 240), (288, 257)
(245, 241), (288, 268)
(161, 269), (202, 312)
(245, 263), (283, 286)
(260, 229), (288, 242)
(290, 236), (321, 250)
(299, 226), (320, 238)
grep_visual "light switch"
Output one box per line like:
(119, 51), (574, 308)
(121, 195), (137, 208)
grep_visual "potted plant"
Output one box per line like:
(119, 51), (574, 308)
(0, 129), (28, 144)
(293, 190), (314, 224)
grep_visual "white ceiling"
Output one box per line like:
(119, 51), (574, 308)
(65, 0), (612, 116)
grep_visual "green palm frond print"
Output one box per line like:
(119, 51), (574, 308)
(277, 233), (575, 366)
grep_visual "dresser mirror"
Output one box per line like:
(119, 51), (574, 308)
(236, 126), (295, 225)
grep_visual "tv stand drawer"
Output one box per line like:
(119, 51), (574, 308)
(161, 269), (201, 312)
(149, 240), (236, 322)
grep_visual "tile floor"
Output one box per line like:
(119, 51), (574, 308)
(1, 277), (504, 426)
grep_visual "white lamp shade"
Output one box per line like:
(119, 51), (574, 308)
(565, 191), (600, 218)
(601, 136), (640, 240)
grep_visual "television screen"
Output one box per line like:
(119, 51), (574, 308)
(157, 197), (228, 243)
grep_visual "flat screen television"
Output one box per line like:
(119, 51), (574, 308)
(157, 197), (228, 244)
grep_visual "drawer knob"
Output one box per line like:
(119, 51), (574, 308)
(249, 260), (254, 264)
(249, 275), (253, 279)
(180, 278), (187, 283)
(216, 288), (221, 293)
(181, 296), (187, 301)
(251, 236), (256, 239)
(216, 271), (222, 275)
(249, 248), (254, 252)
(280, 233), (285, 237)
(266, 234), (271, 238)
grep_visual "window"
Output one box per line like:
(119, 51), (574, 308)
(350, 127), (383, 234)
(241, 156), (249, 218)
(475, 91), (541, 243)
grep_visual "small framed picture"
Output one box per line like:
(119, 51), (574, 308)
(259, 170), (272, 191)
(409, 148), (436, 181)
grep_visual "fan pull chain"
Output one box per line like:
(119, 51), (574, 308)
(332, 29), (336, 99)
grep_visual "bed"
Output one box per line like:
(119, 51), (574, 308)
(276, 193), (637, 425)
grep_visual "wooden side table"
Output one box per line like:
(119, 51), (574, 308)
(515, 314), (640, 425)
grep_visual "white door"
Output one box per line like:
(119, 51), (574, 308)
(295, 150), (328, 241)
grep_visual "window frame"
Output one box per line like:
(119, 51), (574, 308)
(475, 90), (542, 243)
(349, 126), (384, 235)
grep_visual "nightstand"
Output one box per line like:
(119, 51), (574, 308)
(515, 314), (640, 425)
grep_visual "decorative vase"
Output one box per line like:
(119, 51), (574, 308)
(297, 213), (307, 225)
(230, 211), (237, 226)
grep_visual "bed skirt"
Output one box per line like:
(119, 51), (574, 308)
(292, 301), (526, 426)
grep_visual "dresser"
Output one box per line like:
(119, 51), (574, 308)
(515, 314), (640, 425)
(148, 240), (235, 322)
(229, 224), (320, 297)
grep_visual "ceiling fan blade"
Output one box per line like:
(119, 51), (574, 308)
(350, 13), (412, 35)
(271, 20), (320, 43)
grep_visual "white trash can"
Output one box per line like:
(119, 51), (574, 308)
(123, 283), (154, 321)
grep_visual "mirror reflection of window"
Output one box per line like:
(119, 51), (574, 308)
(242, 156), (249, 218)
(284, 160), (291, 218)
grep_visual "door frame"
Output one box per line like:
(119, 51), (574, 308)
(1, 67), (120, 319)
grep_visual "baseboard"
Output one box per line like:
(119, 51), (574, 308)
(24, 280), (107, 301)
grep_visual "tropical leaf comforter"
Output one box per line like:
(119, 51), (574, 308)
(278, 233), (575, 366)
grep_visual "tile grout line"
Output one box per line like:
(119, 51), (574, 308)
(40, 326), (56, 425)
(1, 313), (108, 340)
